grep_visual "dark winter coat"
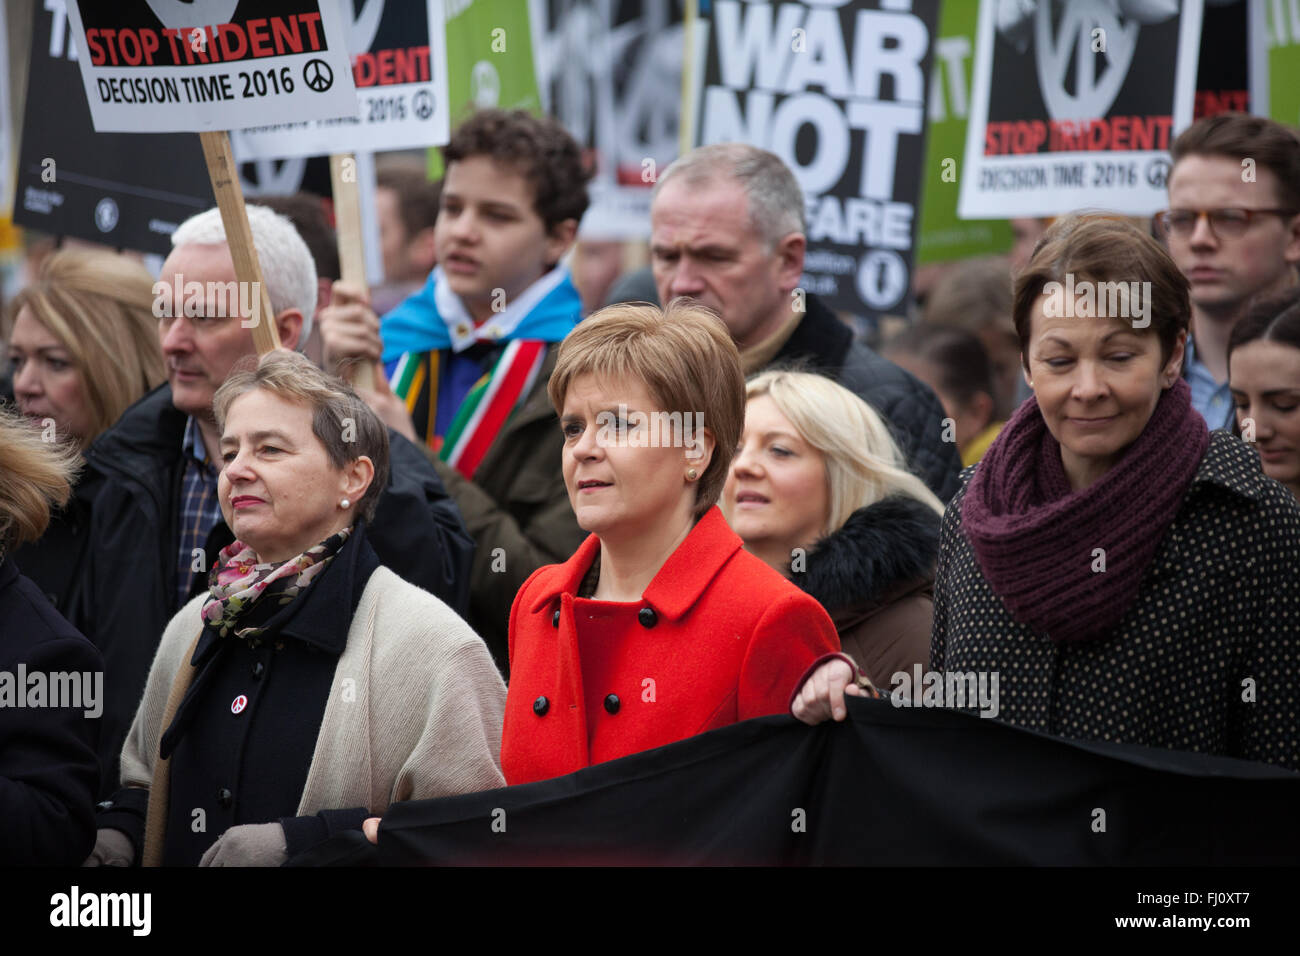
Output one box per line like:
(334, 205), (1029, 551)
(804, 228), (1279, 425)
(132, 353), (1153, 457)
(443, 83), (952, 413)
(932, 431), (1300, 770)
(793, 495), (939, 690)
(10, 465), (100, 619)
(768, 297), (962, 501)
(0, 557), (102, 865)
(70, 383), (475, 798)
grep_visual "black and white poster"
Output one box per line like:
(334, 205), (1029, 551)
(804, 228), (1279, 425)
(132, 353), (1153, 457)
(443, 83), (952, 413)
(959, 0), (1205, 218)
(690, 0), (939, 319)
(63, 0), (358, 133)
(12, 0), (214, 254)
(232, 0), (450, 158)
(532, 0), (685, 239)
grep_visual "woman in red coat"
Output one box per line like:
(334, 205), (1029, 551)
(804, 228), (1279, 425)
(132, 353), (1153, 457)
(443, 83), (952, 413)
(501, 299), (842, 786)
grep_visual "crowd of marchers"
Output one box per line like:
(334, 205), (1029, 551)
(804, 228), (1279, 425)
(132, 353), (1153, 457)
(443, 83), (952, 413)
(1, 109), (1298, 866)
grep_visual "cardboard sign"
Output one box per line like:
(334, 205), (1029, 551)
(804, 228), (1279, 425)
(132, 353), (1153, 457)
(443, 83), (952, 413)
(231, 0), (450, 158)
(532, 0), (684, 239)
(12, 0), (214, 253)
(690, 0), (939, 319)
(959, 0), (1205, 219)
(63, 0), (358, 133)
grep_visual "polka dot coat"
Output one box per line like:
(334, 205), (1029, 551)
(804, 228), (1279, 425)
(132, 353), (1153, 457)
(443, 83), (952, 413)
(931, 431), (1300, 771)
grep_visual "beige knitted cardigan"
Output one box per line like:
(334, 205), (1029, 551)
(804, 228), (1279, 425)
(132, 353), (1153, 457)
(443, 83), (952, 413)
(119, 566), (507, 865)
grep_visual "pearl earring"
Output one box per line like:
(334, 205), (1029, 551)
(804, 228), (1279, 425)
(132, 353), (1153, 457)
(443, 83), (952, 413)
(686, 468), (698, 481)
(340, 498), (351, 509)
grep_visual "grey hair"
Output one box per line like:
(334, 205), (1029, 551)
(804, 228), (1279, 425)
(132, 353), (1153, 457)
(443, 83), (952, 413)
(654, 143), (805, 248)
(213, 350), (390, 522)
(170, 204), (318, 345)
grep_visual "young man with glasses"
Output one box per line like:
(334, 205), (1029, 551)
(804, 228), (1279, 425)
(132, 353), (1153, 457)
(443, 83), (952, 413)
(1156, 113), (1300, 428)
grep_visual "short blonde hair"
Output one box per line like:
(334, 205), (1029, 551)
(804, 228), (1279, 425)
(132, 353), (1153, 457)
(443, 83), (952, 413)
(213, 350), (390, 522)
(548, 299), (745, 517)
(3, 249), (166, 446)
(744, 370), (945, 536)
(0, 404), (80, 550)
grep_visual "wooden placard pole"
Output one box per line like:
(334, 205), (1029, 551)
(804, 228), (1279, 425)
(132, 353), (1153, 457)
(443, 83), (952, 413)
(198, 130), (282, 356)
(330, 152), (375, 388)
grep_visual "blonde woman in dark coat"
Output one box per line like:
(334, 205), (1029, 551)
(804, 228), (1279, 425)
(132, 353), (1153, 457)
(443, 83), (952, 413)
(723, 370), (945, 691)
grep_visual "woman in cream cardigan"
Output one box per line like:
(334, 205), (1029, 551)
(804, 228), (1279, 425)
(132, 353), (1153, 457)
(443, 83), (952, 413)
(86, 351), (506, 867)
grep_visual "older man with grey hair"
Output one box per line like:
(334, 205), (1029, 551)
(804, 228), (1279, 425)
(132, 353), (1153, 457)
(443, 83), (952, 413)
(645, 143), (961, 499)
(64, 205), (473, 802)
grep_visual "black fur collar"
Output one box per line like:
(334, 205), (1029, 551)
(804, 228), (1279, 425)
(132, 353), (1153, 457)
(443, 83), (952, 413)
(792, 495), (940, 611)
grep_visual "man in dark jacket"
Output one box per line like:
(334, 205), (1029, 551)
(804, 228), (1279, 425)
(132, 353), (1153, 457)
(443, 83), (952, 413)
(650, 144), (962, 501)
(73, 205), (474, 799)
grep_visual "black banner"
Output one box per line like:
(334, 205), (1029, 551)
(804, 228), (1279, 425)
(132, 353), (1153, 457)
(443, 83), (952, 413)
(294, 696), (1300, 866)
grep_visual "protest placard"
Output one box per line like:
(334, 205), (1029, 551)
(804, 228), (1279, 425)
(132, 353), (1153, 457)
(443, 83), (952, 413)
(959, 0), (1204, 219)
(916, 0), (1012, 267)
(63, 0), (358, 133)
(1194, 0), (1250, 118)
(1252, 0), (1300, 124)
(429, 0), (542, 180)
(231, 0), (450, 158)
(532, 0), (684, 239)
(13, 0), (213, 254)
(689, 0), (939, 320)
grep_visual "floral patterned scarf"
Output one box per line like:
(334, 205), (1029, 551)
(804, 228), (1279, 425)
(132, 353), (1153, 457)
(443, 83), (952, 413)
(200, 526), (351, 644)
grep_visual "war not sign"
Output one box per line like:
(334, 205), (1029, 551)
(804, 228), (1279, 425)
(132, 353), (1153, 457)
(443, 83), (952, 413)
(690, 0), (940, 320)
(232, 0), (451, 158)
(959, 0), (1205, 219)
(62, 0), (358, 133)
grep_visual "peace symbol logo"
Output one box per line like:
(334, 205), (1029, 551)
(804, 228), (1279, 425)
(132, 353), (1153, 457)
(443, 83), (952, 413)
(231, 694), (248, 714)
(303, 58), (334, 92)
(1146, 156), (1171, 189)
(1034, 0), (1138, 121)
(413, 89), (434, 120)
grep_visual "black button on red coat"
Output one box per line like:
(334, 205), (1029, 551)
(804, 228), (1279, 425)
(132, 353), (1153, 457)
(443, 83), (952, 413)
(552, 609), (560, 628)
(604, 694), (620, 714)
(637, 607), (657, 628)
(533, 696), (550, 716)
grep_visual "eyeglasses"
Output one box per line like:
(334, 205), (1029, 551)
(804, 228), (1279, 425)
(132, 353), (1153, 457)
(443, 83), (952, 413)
(1154, 207), (1297, 240)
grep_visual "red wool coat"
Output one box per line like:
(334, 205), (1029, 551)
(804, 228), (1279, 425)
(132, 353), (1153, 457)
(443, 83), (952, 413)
(501, 506), (840, 785)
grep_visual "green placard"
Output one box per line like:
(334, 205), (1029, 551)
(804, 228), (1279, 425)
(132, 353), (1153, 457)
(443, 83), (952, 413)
(1266, 3), (1300, 127)
(428, 0), (543, 179)
(916, 0), (1013, 266)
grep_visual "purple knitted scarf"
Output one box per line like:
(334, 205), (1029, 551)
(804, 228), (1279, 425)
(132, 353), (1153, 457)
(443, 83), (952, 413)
(961, 378), (1208, 642)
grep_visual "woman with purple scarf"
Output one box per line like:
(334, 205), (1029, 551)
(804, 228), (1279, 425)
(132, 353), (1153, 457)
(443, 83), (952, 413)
(793, 215), (1300, 772)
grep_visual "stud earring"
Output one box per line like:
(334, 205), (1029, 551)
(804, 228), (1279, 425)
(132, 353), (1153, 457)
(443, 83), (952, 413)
(340, 498), (351, 509)
(686, 468), (698, 481)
